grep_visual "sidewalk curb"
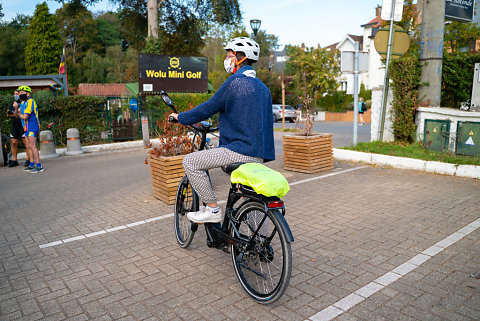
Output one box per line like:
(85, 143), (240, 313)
(333, 148), (480, 179)
(16, 139), (162, 160)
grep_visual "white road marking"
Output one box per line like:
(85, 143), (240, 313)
(38, 167), (366, 249)
(306, 217), (480, 321)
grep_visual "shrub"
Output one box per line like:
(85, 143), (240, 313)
(442, 53), (480, 108)
(42, 96), (108, 145)
(390, 54), (421, 143)
(142, 93), (212, 137)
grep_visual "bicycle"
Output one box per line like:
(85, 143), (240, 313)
(160, 90), (294, 304)
(1, 132), (12, 166)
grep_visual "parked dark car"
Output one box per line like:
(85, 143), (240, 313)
(272, 104), (297, 123)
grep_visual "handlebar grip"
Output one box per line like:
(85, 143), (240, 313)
(168, 115), (178, 123)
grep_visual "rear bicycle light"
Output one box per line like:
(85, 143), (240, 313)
(268, 201), (284, 208)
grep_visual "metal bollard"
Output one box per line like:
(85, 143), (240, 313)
(39, 130), (60, 159)
(65, 128), (84, 156)
(141, 115), (150, 147)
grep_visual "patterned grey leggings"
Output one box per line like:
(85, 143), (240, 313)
(182, 147), (263, 204)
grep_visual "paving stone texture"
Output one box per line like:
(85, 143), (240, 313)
(0, 134), (479, 321)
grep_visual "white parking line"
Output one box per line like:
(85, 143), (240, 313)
(38, 166), (366, 249)
(306, 217), (480, 321)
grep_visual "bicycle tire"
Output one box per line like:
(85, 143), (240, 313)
(1, 134), (12, 166)
(174, 175), (197, 248)
(230, 202), (292, 304)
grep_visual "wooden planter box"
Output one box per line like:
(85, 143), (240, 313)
(149, 155), (185, 205)
(283, 133), (334, 174)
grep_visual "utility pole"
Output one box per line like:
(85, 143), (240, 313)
(418, 0), (445, 107)
(379, 0), (397, 141)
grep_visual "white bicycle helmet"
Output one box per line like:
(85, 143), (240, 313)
(224, 37), (260, 61)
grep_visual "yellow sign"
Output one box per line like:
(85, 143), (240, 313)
(169, 57), (180, 69)
(433, 127), (437, 133)
(469, 130), (474, 135)
(374, 25), (410, 59)
(145, 70), (202, 79)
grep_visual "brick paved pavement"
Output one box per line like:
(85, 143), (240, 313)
(0, 135), (479, 320)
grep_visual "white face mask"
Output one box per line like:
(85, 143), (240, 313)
(224, 57), (235, 73)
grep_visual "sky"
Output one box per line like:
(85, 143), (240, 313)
(2, 0), (386, 48)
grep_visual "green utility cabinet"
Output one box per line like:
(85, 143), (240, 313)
(456, 122), (480, 156)
(423, 119), (450, 152)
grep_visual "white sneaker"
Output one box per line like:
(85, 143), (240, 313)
(187, 206), (222, 223)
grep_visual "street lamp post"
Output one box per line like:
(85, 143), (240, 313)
(250, 19), (261, 38)
(267, 61), (272, 90)
(250, 19), (261, 71)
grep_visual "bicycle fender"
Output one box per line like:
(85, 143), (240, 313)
(271, 209), (294, 243)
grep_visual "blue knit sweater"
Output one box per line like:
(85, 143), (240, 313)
(178, 65), (275, 162)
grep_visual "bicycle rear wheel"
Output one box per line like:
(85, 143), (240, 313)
(230, 202), (292, 304)
(174, 175), (197, 248)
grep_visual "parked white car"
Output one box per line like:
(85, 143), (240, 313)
(272, 104), (298, 123)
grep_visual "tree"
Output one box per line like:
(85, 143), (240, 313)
(82, 50), (106, 83)
(122, 47), (139, 82)
(158, 3), (204, 55)
(285, 45), (340, 108)
(444, 21), (480, 53)
(25, 2), (63, 75)
(253, 30), (279, 57)
(95, 12), (123, 50)
(56, 3), (99, 64)
(0, 14), (30, 75)
(118, 2), (148, 50)
(105, 45), (125, 82)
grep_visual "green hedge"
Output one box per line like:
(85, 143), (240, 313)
(143, 93), (213, 138)
(1, 92), (213, 146)
(43, 96), (108, 145)
(390, 54), (421, 143)
(0, 93), (107, 146)
(442, 53), (480, 108)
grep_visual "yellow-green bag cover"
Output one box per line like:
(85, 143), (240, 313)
(231, 163), (290, 198)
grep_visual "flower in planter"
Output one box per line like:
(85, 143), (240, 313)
(148, 112), (199, 159)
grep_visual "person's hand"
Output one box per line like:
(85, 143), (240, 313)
(168, 113), (179, 123)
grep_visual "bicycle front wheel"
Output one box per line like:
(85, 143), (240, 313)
(230, 202), (292, 304)
(174, 175), (197, 248)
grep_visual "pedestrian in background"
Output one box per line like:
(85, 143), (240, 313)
(6, 90), (30, 167)
(17, 85), (44, 173)
(358, 97), (366, 125)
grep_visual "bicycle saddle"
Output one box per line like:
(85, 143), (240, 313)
(222, 162), (245, 174)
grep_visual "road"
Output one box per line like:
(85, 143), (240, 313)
(0, 131), (479, 321)
(274, 121), (371, 148)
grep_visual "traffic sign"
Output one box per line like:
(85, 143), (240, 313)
(340, 51), (368, 73)
(374, 25), (410, 59)
(381, 0), (404, 21)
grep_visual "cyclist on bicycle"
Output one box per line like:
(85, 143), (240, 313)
(170, 37), (274, 224)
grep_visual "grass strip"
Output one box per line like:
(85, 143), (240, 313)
(343, 141), (480, 166)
